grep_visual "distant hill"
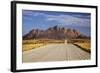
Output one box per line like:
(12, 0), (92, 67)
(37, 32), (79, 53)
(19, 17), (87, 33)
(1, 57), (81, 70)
(23, 25), (89, 40)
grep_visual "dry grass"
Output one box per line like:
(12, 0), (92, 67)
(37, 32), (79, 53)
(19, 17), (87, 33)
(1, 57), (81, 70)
(74, 43), (91, 52)
(22, 39), (64, 52)
(22, 44), (44, 51)
(22, 39), (91, 52)
(73, 39), (91, 53)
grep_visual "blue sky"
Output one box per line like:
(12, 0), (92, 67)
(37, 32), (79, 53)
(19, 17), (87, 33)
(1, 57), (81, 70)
(22, 10), (91, 36)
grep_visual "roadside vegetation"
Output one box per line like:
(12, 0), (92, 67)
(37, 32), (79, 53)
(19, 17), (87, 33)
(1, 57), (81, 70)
(22, 39), (91, 53)
(68, 39), (91, 53)
(22, 39), (64, 51)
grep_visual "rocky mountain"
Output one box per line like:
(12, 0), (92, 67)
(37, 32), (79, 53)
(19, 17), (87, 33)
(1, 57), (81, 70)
(23, 25), (88, 40)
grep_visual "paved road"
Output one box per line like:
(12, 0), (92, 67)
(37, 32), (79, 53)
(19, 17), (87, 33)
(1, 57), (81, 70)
(23, 44), (90, 62)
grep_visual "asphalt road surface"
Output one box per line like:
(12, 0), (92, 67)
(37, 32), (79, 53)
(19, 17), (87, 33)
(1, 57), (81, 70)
(23, 44), (90, 62)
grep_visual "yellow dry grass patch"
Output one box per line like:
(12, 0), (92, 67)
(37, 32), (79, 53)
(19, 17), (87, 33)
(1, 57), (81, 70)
(22, 43), (44, 51)
(75, 42), (91, 52)
(22, 39), (64, 52)
(70, 39), (91, 52)
(75, 43), (90, 49)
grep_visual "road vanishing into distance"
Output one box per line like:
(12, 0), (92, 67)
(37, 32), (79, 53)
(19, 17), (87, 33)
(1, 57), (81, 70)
(23, 44), (90, 62)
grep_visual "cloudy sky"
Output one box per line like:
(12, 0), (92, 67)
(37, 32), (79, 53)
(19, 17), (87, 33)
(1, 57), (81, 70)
(22, 10), (91, 36)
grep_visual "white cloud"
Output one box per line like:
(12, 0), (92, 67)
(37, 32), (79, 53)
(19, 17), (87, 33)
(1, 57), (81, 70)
(23, 10), (34, 16)
(23, 10), (90, 27)
(23, 10), (46, 16)
(45, 14), (90, 27)
(33, 12), (46, 16)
